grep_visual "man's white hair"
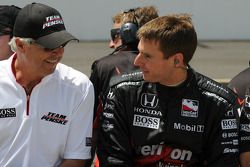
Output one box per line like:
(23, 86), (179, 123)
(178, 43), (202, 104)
(9, 37), (35, 52)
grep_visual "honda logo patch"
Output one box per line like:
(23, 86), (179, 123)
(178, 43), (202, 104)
(141, 93), (159, 108)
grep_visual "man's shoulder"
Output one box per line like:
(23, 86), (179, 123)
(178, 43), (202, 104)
(97, 53), (116, 62)
(109, 70), (143, 88)
(91, 53), (118, 71)
(195, 72), (237, 105)
(0, 59), (9, 71)
(0, 55), (13, 76)
(56, 63), (91, 86)
(94, 50), (137, 65)
(90, 50), (139, 77)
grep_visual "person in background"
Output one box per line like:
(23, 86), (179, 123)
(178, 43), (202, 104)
(87, 6), (158, 167)
(228, 62), (250, 167)
(0, 3), (94, 166)
(0, 5), (20, 60)
(97, 14), (249, 166)
(109, 12), (123, 49)
(90, 5), (158, 126)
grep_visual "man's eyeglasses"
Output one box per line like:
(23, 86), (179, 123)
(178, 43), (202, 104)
(110, 28), (120, 41)
(0, 29), (11, 36)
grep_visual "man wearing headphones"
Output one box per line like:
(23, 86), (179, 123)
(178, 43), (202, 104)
(90, 5), (158, 122)
(87, 6), (158, 167)
(109, 12), (123, 49)
(0, 5), (20, 60)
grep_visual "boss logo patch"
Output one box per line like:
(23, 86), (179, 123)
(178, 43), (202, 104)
(0, 108), (16, 118)
(86, 137), (92, 146)
(133, 114), (160, 129)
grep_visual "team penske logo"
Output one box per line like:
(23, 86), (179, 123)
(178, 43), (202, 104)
(43, 15), (64, 29)
(41, 112), (68, 125)
(181, 99), (199, 118)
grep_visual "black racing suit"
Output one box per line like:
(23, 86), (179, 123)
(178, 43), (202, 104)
(90, 46), (139, 119)
(228, 67), (250, 154)
(87, 46), (139, 167)
(97, 68), (246, 167)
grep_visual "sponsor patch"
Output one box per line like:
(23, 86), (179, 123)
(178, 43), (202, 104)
(107, 90), (115, 100)
(241, 124), (250, 132)
(241, 136), (250, 141)
(104, 103), (114, 110)
(222, 132), (238, 138)
(173, 122), (204, 133)
(223, 148), (238, 154)
(102, 120), (114, 132)
(141, 93), (159, 108)
(245, 95), (250, 108)
(221, 119), (237, 130)
(181, 99), (199, 118)
(134, 107), (162, 116)
(103, 112), (114, 118)
(225, 108), (234, 117)
(221, 139), (238, 146)
(86, 137), (92, 146)
(0, 108), (16, 118)
(133, 114), (160, 129)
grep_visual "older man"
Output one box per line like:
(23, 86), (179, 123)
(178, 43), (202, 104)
(0, 3), (94, 167)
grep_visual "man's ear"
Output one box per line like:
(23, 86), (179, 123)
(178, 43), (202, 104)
(173, 53), (184, 67)
(15, 38), (26, 52)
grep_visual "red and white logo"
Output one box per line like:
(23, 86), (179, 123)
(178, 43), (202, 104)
(43, 15), (64, 29)
(181, 99), (199, 118)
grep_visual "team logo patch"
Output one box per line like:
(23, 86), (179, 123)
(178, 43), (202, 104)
(225, 108), (234, 117)
(43, 15), (64, 29)
(107, 89), (115, 100)
(221, 119), (237, 130)
(0, 108), (16, 118)
(181, 99), (199, 118)
(245, 95), (250, 108)
(141, 93), (159, 108)
(86, 137), (92, 146)
(133, 114), (160, 129)
(41, 112), (68, 125)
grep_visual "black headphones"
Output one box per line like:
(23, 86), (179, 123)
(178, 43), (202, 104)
(120, 8), (139, 45)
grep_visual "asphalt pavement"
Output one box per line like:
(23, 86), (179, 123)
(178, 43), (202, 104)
(61, 40), (250, 82)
